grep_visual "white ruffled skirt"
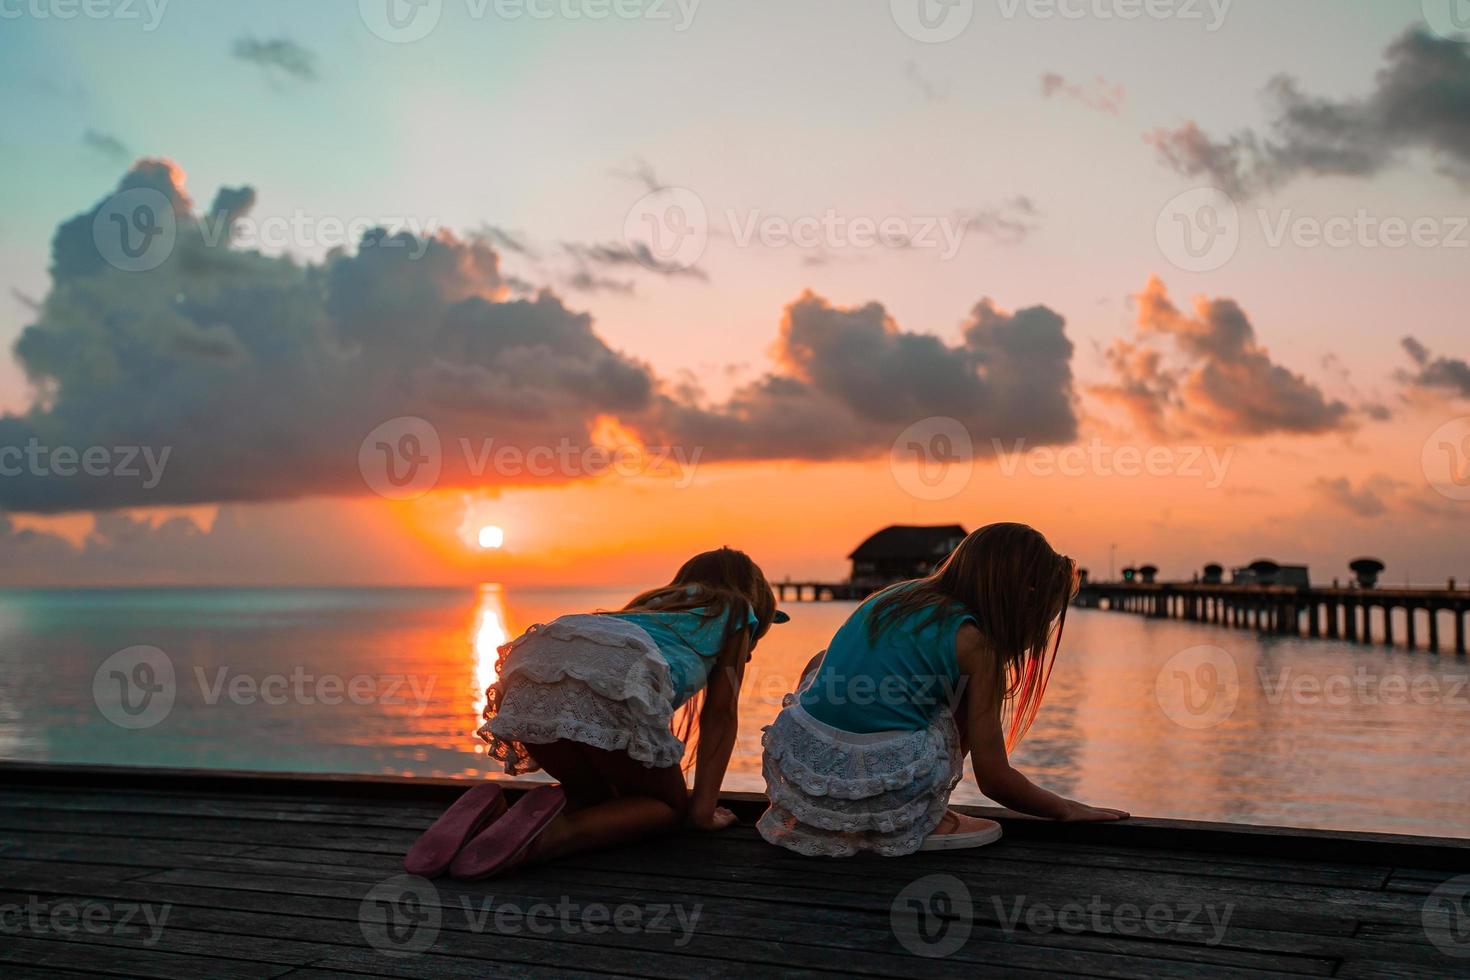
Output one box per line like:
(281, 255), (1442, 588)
(758, 696), (963, 857)
(477, 614), (685, 774)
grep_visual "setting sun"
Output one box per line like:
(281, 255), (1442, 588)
(477, 525), (505, 550)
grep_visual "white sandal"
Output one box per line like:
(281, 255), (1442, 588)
(919, 812), (1003, 851)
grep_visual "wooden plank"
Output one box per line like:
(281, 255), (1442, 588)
(0, 791), (436, 832)
(3, 769), (1467, 978)
(0, 813), (1421, 959)
(5, 822), (1452, 975)
(0, 868), (1326, 979)
(0, 934), (292, 980)
(9, 862), (1458, 976)
(1338, 962), (1470, 979)
(7, 765), (1468, 871)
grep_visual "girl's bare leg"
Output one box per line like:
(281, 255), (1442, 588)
(518, 742), (688, 866)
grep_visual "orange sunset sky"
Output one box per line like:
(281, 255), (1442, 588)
(1, 1), (1468, 588)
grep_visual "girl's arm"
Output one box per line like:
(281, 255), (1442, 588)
(956, 624), (1129, 822)
(688, 627), (750, 830)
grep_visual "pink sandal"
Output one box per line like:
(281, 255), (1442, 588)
(404, 783), (507, 877)
(449, 785), (567, 880)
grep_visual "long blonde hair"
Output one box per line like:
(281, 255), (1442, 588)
(867, 522), (1076, 750)
(615, 547), (778, 765)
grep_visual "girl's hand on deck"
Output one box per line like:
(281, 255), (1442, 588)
(1060, 801), (1131, 821)
(687, 805), (738, 831)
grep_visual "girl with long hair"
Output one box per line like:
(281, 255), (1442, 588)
(759, 522), (1126, 857)
(407, 547), (785, 879)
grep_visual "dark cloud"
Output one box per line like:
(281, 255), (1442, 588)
(1040, 73), (1124, 115)
(83, 129), (130, 161)
(562, 241), (710, 281)
(1149, 29), (1470, 198)
(232, 37), (318, 82)
(2, 161), (1085, 513)
(1092, 277), (1350, 438)
(1400, 336), (1470, 397)
(3, 160), (657, 512)
(658, 290), (1077, 460)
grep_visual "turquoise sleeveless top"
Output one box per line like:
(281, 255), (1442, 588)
(609, 603), (757, 708)
(799, 588), (976, 733)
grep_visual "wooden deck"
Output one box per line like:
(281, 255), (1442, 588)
(2, 765), (1469, 978)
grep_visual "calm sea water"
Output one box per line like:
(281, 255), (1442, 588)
(2, 586), (1467, 839)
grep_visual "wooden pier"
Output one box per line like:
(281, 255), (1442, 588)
(775, 581), (867, 602)
(1077, 582), (1470, 654)
(3, 763), (1470, 978)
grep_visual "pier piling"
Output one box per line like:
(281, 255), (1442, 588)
(1075, 580), (1468, 654)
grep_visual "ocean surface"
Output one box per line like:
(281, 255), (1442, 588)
(2, 585), (1467, 839)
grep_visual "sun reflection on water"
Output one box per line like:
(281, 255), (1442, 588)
(471, 584), (511, 725)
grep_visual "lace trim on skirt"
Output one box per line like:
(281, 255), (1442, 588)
(758, 697), (962, 857)
(477, 614), (683, 774)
